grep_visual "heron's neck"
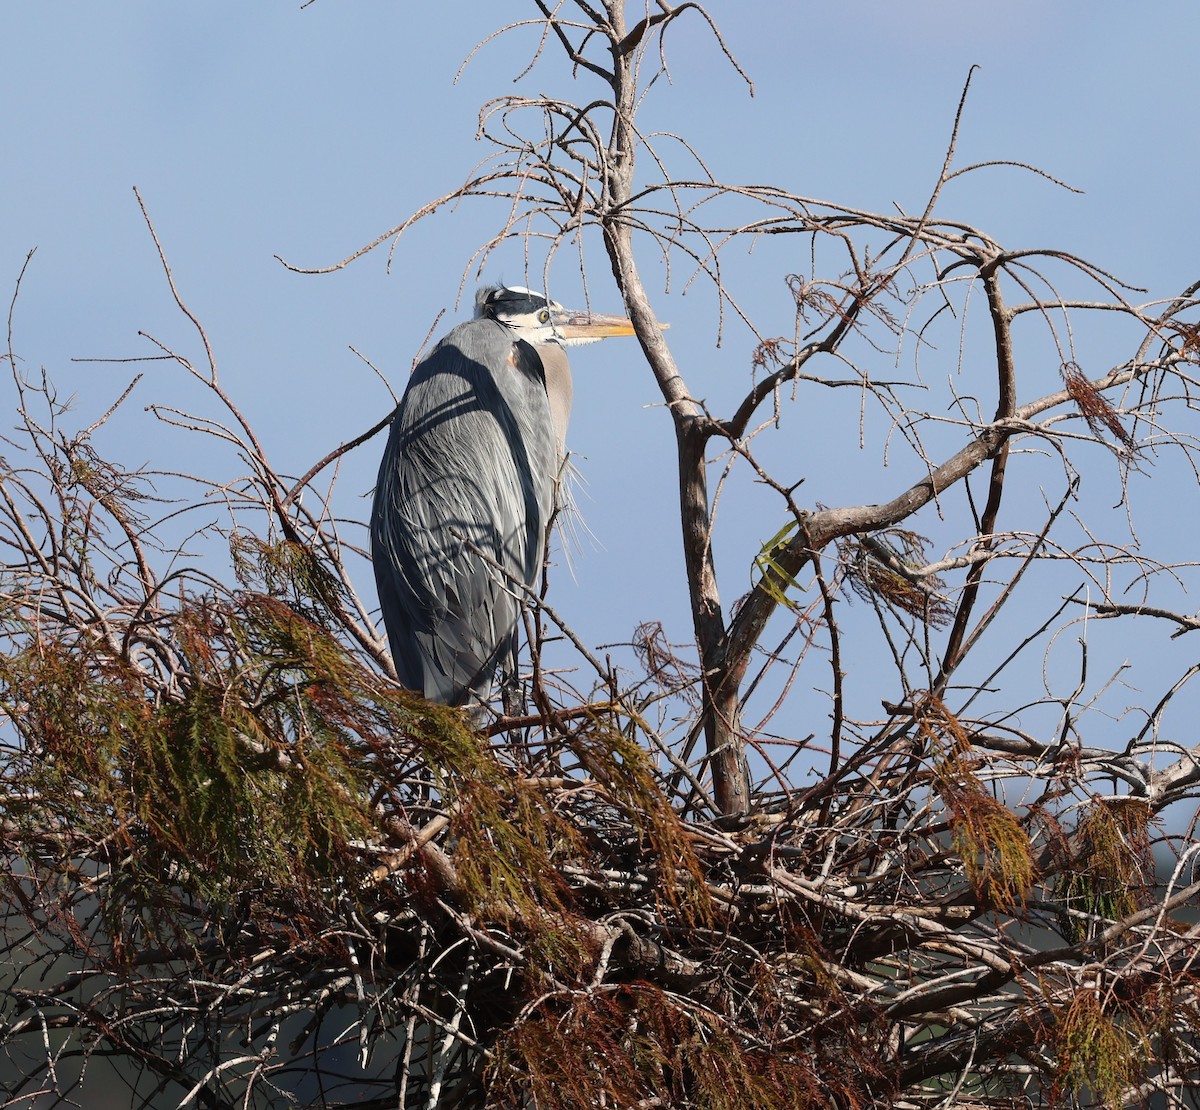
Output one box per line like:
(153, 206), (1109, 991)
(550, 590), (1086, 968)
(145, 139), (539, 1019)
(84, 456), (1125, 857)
(540, 344), (574, 456)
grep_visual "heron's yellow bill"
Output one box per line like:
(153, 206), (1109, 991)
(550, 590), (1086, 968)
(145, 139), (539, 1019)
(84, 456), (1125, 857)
(557, 312), (667, 339)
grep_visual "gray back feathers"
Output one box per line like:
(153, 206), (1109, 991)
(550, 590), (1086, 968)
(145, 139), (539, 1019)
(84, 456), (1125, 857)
(370, 318), (559, 705)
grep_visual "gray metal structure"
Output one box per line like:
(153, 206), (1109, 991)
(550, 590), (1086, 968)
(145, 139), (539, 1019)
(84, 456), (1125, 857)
(371, 285), (635, 706)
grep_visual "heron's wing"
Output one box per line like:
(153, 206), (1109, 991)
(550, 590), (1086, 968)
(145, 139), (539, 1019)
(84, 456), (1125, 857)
(370, 320), (558, 705)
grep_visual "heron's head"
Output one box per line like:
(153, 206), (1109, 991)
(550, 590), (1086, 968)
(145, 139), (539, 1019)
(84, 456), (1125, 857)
(475, 285), (637, 348)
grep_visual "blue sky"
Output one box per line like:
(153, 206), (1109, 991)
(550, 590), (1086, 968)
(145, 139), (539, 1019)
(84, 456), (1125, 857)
(3, 2), (1200, 779)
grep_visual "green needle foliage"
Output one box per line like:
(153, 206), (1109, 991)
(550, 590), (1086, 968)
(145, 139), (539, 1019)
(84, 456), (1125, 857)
(1051, 988), (1151, 1110)
(1055, 799), (1152, 944)
(922, 694), (1037, 912)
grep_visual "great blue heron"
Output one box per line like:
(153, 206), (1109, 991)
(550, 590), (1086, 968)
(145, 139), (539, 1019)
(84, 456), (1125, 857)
(370, 284), (636, 708)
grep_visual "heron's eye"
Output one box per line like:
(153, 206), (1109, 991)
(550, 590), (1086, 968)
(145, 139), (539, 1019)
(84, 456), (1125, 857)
(537, 308), (551, 324)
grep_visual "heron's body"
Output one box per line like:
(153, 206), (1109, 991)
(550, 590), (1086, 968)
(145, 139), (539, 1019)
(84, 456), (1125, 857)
(371, 286), (634, 707)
